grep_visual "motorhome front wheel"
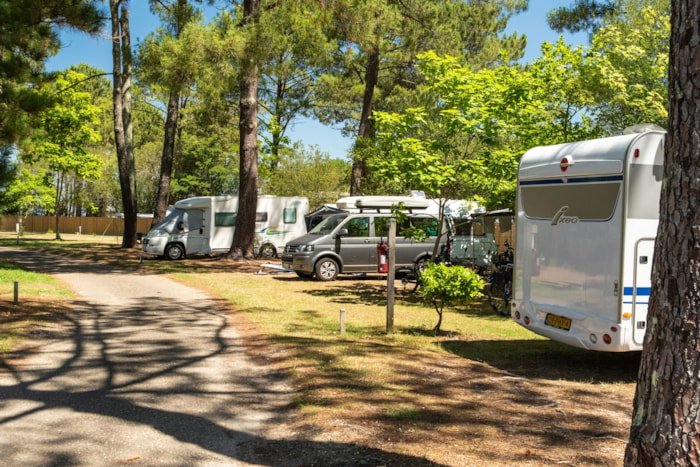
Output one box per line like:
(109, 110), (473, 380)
(166, 243), (185, 260)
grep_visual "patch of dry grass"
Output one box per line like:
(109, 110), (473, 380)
(177, 270), (639, 466)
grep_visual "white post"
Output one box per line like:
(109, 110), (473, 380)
(339, 308), (346, 335)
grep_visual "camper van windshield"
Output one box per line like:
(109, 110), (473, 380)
(309, 214), (348, 235)
(152, 209), (184, 234)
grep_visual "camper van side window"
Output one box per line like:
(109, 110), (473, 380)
(215, 212), (237, 227)
(256, 212), (268, 222)
(345, 217), (370, 237)
(283, 207), (297, 224)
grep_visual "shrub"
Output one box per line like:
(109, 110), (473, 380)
(420, 262), (485, 334)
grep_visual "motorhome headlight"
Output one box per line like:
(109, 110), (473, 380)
(299, 244), (315, 252)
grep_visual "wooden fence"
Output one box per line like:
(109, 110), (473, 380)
(0, 215), (154, 236)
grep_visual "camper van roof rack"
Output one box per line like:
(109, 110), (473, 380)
(352, 196), (430, 213)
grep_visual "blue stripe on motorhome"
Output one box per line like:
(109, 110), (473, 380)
(623, 287), (651, 304)
(519, 175), (624, 186)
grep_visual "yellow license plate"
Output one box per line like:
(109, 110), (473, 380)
(545, 313), (572, 331)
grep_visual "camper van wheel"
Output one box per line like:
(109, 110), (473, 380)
(314, 258), (339, 281)
(257, 243), (277, 259)
(165, 243), (185, 260)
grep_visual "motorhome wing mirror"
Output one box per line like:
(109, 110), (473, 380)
(177, 221), (184, 231)
(336, 228), (349, 238)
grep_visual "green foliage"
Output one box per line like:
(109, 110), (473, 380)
(0, 0), (103, 144)
(584, 0), (669, 133)
(261, 142), (350, 208)
(2, 168), (55, 215)
(419, 263), (485, 334)
(547, 0), (616, 34)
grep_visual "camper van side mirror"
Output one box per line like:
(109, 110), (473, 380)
(177, 221), (184, 231)
(335, 228), (349, 238)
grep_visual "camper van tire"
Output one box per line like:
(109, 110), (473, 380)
(314, 257), (339, 281)
(165, 243), (185, 260)
(257, 243), (277, 259)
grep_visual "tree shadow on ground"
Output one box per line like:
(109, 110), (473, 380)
(0, 295), (446, 466)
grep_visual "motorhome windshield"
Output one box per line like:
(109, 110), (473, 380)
(308, 213), (348, 235)
(152, 209), (184, 234)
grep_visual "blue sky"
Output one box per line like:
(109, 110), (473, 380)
(47, 1), (588, 159)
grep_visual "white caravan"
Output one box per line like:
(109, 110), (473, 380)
(511, 129), (665, 352)
(142, 195), (309, 260)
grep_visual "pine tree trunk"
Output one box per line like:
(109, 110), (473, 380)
(229, 0), (260, 260)
(624, 1), (700, 464)
(151, 0), (189, 227)
(120, 6), (138, 248)
(350, 48), (379, 196)
(110, 0), (138, 249)
(152, 90), (179, 226)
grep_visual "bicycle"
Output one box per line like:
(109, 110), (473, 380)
(486, 242), (514, 315)
(486, 264), (512, 315)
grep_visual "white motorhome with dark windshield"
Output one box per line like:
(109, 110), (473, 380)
(141, 195), (309, 260)
(511, 128), (664, 352)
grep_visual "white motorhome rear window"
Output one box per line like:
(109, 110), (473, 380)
(520, 177), (622, 221)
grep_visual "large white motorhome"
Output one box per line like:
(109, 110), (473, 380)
(141, 195), (309, 260)
(511, 128), (665, 352)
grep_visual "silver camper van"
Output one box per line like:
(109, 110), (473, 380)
(281, 203), (448, 281)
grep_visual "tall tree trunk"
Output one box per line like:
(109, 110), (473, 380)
(350, 48), (379, 196)
(151, 0), (189, 227)
(152, 90), (180, 226)
(54, 171), (63, 240)
(625, 0), (700, 464)
(228, 0), (260, 260)
(120, 6), (138, 247)
(110, 0), (138, 248)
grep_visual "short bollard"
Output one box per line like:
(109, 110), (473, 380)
(339, 308), (346, 335)
(14, 281), (19, 305)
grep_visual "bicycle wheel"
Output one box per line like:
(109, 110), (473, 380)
(487, 280), (511, 315)
(394, 269), (420, 295)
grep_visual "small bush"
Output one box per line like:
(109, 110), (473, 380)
(420, 263), (485, 334)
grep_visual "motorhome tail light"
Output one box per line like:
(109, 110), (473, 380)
(514, 310), (521, 320)
(560, 156), (574, 172)
(622, 312), (632, 320)
(634, 148), (640, 159)
(610, 326), (619, 333)
(603, 334), (613, 345)
(524, 316), (530, 325)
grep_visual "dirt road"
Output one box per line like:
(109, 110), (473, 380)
(0, 248), (294, 466)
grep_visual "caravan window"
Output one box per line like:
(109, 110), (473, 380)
(256, 212), (268, 222)
(520, 180), (622, 221)
(215, 212), (237, 227)
(283, 207), (297, 224)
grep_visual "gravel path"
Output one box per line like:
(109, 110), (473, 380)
(0, 248), (293, 466)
